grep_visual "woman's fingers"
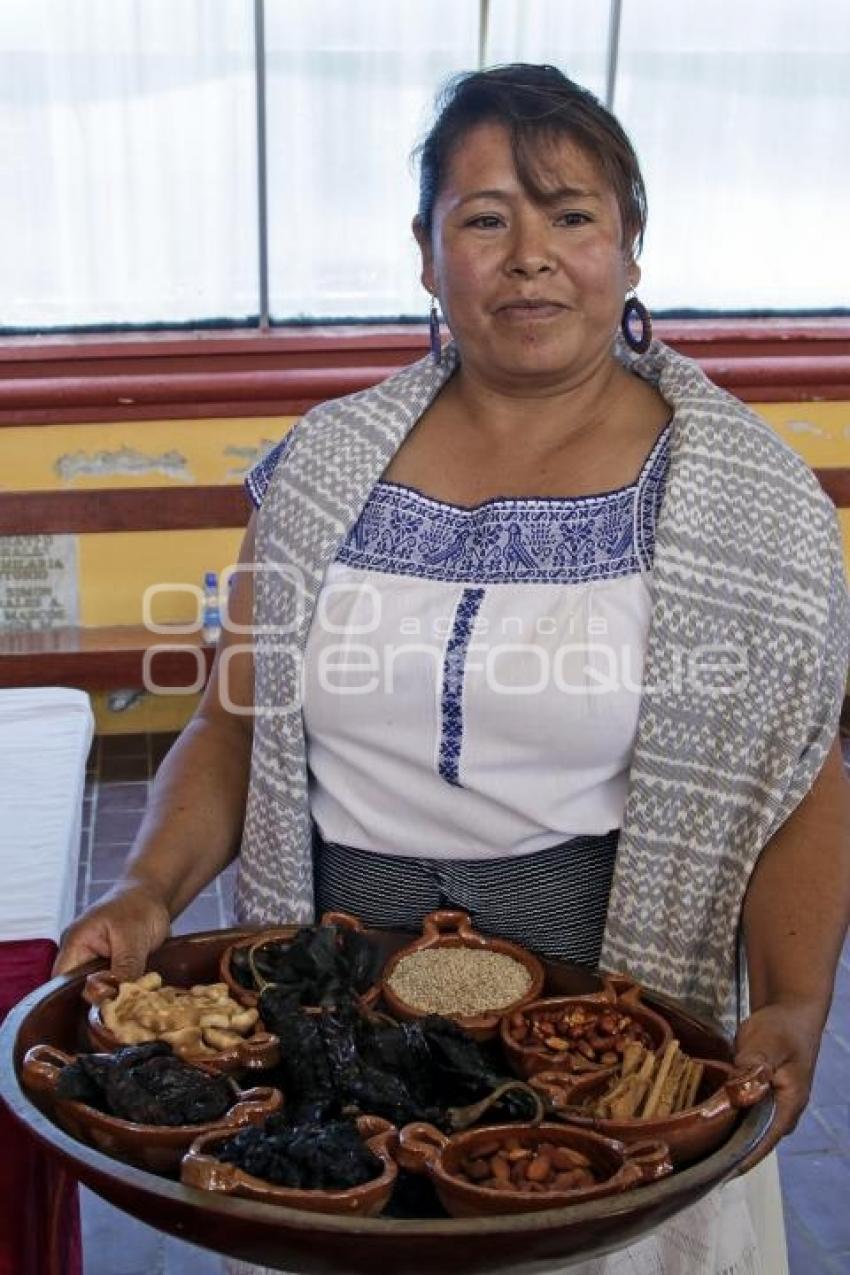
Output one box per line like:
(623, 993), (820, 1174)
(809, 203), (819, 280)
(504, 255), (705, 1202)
(733, 1001), (823, 1174)
(52, 884), (171, 979)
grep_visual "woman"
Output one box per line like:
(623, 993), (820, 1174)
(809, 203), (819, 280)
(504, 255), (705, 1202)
(57, 66), (849, 1273)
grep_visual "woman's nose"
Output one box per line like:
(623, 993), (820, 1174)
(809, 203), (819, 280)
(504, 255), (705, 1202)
(505, 223), (555, 276)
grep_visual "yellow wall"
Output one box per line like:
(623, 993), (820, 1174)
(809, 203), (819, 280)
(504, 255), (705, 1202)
(754, 402), (850, 564)
(4, 401), (849, 733)
(2, 414), (295, 731)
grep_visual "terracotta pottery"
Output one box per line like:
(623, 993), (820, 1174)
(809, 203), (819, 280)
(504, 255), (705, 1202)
(397, 1120), (673, 1218)
(182, 1113), (398, 1217)
(0, 927), (776, 1274)
(21, 1042), (282, 1175)
(381, 910), (546, 1042)
(82, 971), (280, 1075)
(529, 1058), (772, 1166)
(500, 978), (673, 1079)
(219, 910), (382, 1012)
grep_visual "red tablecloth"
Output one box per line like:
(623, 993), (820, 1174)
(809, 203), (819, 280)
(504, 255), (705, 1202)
(0, 939), (81, 1275)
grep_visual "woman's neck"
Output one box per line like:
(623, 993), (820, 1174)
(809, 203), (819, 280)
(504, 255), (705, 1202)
(441, 348), (647, 453)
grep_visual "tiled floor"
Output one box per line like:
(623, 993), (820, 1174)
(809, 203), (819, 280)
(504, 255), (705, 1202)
(74, 731), (850, 1274)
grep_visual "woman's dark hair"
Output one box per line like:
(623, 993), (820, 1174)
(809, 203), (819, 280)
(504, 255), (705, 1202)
(415, 64), (647, 258)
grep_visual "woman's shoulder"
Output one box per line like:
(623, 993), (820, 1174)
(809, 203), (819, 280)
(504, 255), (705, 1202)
(245, 425), (300, 509)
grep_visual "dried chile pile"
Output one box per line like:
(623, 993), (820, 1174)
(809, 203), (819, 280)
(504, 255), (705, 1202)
(258, 998), (540, 1130)
(230, 924), (381, 1008)
(216, 1114), (382, 1190)
(55, 1041), (233, 1126)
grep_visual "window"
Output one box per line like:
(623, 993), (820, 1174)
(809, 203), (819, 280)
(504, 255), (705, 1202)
(264, 0), (479, 320)
(615, 0), (850, 311)
(2, 0), (258, 329)
(2, 0), (848, 331)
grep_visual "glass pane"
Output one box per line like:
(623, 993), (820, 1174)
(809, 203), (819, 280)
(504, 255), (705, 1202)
(0, 0), (257, 329)
(615, 0), (850, 310)
(485, 0), (609, 101)
(265, 0), (479, 321)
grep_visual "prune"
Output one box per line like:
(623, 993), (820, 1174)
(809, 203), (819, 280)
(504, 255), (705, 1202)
(55, 1042), (233, 1126)
(216, 1116), (381, 1191)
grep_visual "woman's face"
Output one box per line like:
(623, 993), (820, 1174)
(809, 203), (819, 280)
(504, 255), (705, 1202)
(415, 122), (639, 390)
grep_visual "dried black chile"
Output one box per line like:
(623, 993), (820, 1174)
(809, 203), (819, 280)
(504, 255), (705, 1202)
(259, 1003), (336, 1122)
(216, 1116), (382, 1191)
(235, 924), (379, 1006)
(55, 1043), (233, 1126)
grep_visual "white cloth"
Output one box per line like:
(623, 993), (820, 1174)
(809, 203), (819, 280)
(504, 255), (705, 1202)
(0, 687), (93, 942)
(297, 423), (669, 859)
(303, 563), (651, 857)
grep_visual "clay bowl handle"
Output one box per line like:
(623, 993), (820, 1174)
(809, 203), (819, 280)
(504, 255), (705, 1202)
(697, 1058), (772, 1119)
(181, 1134), (241, 1194)
(319, 910), (365, 933)
(621, 1138), (674, 1185)
(82, 971), (119, 1008)
(599, 972), (644, 1008)
(420, 910), (476, 942)
(357, 1115), (399, 1161)
(724, 1060), (772, 1109)
(528, 1071), (573, 1111)
(233, 1031), (281, 1072)
(224, 1086), (283, 1127)
(22, 1044), (73, 1098)
(396, 1122), (448, 1174)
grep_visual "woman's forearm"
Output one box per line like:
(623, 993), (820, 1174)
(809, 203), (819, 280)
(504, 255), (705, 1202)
(743, 735), (850, 1017)
(119, 711), (252, 919)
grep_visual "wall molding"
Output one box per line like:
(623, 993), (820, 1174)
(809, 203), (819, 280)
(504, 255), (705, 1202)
(0, 319), (849, 426)
(0, 486), (252, 536)
(1, 466), (848, 540)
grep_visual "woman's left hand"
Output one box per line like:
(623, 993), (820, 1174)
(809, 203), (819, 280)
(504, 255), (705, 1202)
(733, 997), (827, 1172)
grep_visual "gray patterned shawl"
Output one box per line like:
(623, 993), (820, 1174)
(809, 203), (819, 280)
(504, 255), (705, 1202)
(235, 337), (849, 1031)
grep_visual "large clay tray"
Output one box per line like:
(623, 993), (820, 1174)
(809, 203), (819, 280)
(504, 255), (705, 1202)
(0, 926), (774, 1275)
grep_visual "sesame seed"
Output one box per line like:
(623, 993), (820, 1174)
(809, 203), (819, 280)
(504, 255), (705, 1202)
(388, 948), (532, 1016)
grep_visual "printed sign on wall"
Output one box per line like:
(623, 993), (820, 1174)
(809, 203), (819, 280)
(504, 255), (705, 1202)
(0, 534), (79, 630)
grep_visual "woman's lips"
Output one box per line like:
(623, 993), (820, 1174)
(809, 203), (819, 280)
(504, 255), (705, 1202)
(495, 302), (568, 321)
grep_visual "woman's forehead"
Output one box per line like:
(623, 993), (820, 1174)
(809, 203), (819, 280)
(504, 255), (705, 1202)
(438, 121), (609, 205)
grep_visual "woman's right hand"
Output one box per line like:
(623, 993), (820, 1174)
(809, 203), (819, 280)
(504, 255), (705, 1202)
(52, 881), (171, 980)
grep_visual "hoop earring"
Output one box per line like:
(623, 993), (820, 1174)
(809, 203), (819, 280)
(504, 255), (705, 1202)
(621, 294), (652, 354)
(429, 295), (442, 366)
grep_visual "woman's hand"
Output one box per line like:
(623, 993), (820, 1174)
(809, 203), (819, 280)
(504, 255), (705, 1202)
(52, 881), (171, 980)
(733, 997), (826, 1172)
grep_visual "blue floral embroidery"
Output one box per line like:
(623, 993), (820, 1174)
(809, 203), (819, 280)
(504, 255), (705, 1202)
(336, 424), (670, 584)
(439, 588), (485, 786)
(245, 427), (299, 509)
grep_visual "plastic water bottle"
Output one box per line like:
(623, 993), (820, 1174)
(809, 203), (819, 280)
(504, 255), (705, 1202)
(201, 570), (221, 644)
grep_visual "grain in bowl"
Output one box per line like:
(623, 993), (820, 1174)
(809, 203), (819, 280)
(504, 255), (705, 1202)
(387, 947), (533, 1017)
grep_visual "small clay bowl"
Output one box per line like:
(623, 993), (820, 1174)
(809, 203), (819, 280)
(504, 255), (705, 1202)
(500, 978), (673, 1079)
(396, 1120), (673, 1218)
(181, 1114), (398, 1217)
(380, 910), (545, 1042)
(219, 910), (382, 1013)
(530, 1058), (772, 1166)
(82, 972), (280, 1075)
(22, 1043), (282, 1176)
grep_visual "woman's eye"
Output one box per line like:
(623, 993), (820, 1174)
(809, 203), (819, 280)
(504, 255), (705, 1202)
(466, 214), (504, 229)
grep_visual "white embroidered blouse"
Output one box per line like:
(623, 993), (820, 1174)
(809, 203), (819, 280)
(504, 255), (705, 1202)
(247, 422), (671, 860)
